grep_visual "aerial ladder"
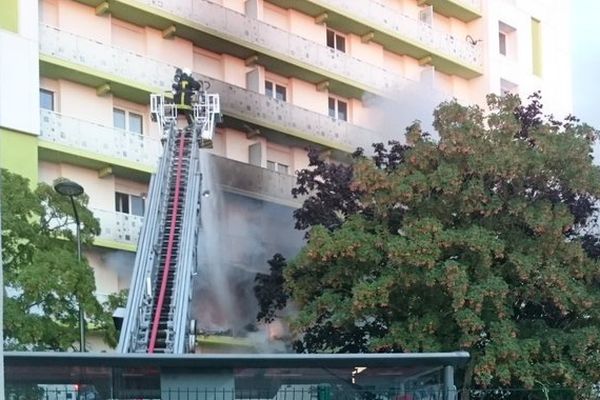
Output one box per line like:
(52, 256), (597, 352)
(117, 69), (220, 353)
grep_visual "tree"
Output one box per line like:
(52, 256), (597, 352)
(0, 169), (109, 350)
(255, 93), (600, 392)
(100, 289), (129, 348)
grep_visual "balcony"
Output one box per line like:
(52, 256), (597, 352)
(89, 155), (301, 251)
(320, 0), (481, 63)
(206, 78), (374, 152)
(39, 109), (162, 174)
(93, 208), (143, 251)
(418, 0), (481, 22)
(267, 0), (482, 76)
(39, 24), (172, 103)
(211, 154), (301, 207)
(39, 24), (376, 152)
(73, 0), (417, 97)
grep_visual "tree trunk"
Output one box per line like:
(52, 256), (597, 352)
(461, 359), (475, 400)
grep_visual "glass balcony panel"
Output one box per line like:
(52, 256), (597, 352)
(138, 0), (480, 70)
(135, 0), (412, 92)
(318, 0), (482, 66)
(39, 109), (162, 167)
(89, 154), (300, 247)
(92, 208), (144, 245)
(40, 24), (377, 151)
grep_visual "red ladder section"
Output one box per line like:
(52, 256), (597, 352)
(148, 130), (190, 353)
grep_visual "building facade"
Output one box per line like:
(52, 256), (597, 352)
(0, 0), (572, 351)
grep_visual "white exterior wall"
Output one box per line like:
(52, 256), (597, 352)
(476, 0), (572, 116)
(0, 0), (39, 135)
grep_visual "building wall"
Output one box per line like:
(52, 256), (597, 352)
(0, 0), (575, 351)
(474, 0), (572, 115)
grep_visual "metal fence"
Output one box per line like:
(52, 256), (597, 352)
(5, 386), (589, 400)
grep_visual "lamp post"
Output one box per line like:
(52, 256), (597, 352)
(54, 179), (86, 352)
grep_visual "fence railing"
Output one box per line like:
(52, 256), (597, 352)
(6, 386), (586, 400)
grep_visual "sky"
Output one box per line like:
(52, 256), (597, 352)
(571, 1), (600, 128)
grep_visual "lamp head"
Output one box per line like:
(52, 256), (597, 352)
(54, 180), (84, 197)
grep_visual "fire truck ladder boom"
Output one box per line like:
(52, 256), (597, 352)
(118, 74), (220, 353)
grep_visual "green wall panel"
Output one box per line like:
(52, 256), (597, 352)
(0, 0), (19, 33)
(531, 18), (543, 77)
(0, 129), (38, 185)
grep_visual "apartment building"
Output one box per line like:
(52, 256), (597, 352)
(0, 0), (572, 351)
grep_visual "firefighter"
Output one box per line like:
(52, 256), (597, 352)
(172, 68), (201, 124)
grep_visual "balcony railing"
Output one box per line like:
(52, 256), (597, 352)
(137, 0), (480, 71)
(89, 155), (301, 248)
(210, 154), (300, 205)
(93, 208), (144, 246)
(39, 24), (376, 151)
(315, 0), (482, 66)
(135, 0), (415, 93)
(456, 0), (481, 10)
(39, 24), (174, 90)
(465, 0), (481, 8)
(39, 109), (162, 168)
(205, 78), (374, 151)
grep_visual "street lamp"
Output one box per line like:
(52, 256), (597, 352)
(54, 179), (86, 352)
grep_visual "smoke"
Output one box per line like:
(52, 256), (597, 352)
(365, 74), (458, 148)
(188, 73), (454, 352)
(102, 250), (135, 287)
(192, 152), (302, 349)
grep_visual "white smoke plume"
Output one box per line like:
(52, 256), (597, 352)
(192, 152), (302, 349)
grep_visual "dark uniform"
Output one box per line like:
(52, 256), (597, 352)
(173, 73), (201, 124)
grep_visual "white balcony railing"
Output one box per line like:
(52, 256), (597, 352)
(134, 0), (418, 93)
(39, 109), (162, 168)
(90, 154), (301, 248)
(93, 208), (143, 246)
(137, 0), (481, 69)
(315, 0), (482, 66)
(39, 24), (174, 90)
(206, 78), (375, 151)
(39, 24), (379, 151)
(459, 0), (482, 10)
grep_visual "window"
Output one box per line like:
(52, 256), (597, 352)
(40, 89), (54, 111)
(113, 109), (126, 130)
(115, 192), (145, 216)
(500, 78), (518, 95)
(113, 108), (143, 134)
(130, 195), (145, 216)
(129, 113), (143, 134)
(328, 97), (348, 121)
(115, 192), (129, 214)
(278, 164), (289, 175)
(498, 32), (507, 55)
(418, 5), (433, 26)
(326, 29), (346, 52)
(267, 160), (289, 174)
(265, 81), (287, 101)
(498, 21), (517, 59)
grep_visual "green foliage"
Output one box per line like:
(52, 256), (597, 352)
(100, 289), (128, 348)
(0, 168), (116, 350)
(283, 94), (600, 390)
